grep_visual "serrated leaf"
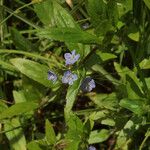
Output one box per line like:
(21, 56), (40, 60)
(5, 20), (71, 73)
(0, 102), (38, 120)
(34, 0), (54, 26)
(53, 1), (79, 29)
(37, 28), (102, 44)
(45, 119), (56, 145)
(10, 58), (55, 88)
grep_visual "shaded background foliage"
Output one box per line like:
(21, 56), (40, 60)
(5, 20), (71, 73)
(0, 0), (150, 150)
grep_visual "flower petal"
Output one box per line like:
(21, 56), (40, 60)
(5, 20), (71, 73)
(64, 53), (72, 60)
(71, 50), (76, 55)
(72, 74), (78, 81)
(75, 54), (80, 61)
(62, 76), (68, 84)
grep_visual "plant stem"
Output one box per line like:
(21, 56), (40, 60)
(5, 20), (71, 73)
(139, 128), (150, 150)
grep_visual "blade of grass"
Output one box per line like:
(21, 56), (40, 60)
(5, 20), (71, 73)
(0, 5), (40, 29)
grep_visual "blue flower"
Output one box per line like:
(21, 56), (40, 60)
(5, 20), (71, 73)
(62, 71), (78, 85)
(81, 77), (96, 92)
(88, 146), (96, 150)
(48, 71), (57, 83)
(64, 50), (80, 65)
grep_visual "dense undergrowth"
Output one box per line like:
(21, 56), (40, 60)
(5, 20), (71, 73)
(0, 0), (150, 150)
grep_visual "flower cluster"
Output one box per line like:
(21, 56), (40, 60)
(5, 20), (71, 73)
(47, 50), (96, 91)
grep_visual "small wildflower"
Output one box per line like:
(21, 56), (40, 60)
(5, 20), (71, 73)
(48, 71), (57, 83)
(62, 71), (78, 85)
(88, 146), (96, 150)
(64, 50), (80, 65)
(81, 77), (96, 92)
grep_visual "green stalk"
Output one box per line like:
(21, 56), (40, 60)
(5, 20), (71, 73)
(0, 2), (33, 26)
(0, 49), (53, 62)
(139, 128), (150, 150)
(0, 5), (40, 29)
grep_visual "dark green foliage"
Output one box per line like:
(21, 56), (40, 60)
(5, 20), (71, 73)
(0, 0), (150, 150)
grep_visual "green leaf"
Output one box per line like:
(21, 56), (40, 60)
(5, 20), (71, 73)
(144, 0), (150, 10)
(10, 28), (35, 51)
(5, 118), (26, 150)
(52, 1), (87, 57)
(0, 101), (7, 113)
(107, 1), (119, 25)
(96, 51), (117, 61)
(117, 0), (133, 17)
(13, 91), (27, 103)
(126, 75), (144, 98)
(87, 0), (107, 35)
(139, 59), (150, 69)
(115, 116), (142, 150)
(87, 92), (118, 110)
(34, 0), (54, 26)
(65, 75), (84, 115)
(88, 129), (110, 144)
(101, 118), (115, 126)
(92, 64), (119, 85)
(87, 0), (117, 35)
(10, 58), (55, 88)
(0, 102), (38, 120)
(0, 60), (16, 72)
(119, 98), (146, 115)
(65, 113), (84, 150)
(53, 1), (79, 29)
(45, 119), (56, 145)
(114, 62), (144, 99)
(27, 141), (42, 150)
(128, 32), (140, 42)
(37, 28), (102, 44)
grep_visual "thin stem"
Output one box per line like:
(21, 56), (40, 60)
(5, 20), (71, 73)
(139, 128), (150, 150)
(0, 5), (40, 29)
(0, 2), (33, 25)
(0, 125), (22, 134)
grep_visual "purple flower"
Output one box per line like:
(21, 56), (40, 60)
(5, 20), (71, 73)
(88, 146), (96, 150)
(64, 50), (80, 65)
(62, 71), (78, 85)
(81, 77), (96, 92)
(48, 71), (57, 83)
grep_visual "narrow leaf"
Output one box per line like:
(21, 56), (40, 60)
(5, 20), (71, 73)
(45, 119), (56, 145)
(0, 102), (38, 120)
